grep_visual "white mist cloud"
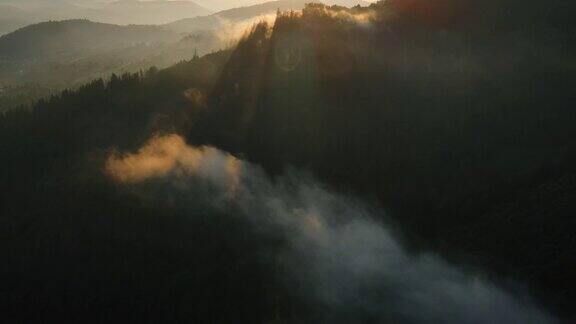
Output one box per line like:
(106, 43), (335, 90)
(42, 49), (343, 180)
(106, 134), (558, 323)
(214, 13), (277, 46)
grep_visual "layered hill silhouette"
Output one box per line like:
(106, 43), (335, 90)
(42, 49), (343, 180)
(0, 0), (210, 34)
(0, 20), (180, 60)
(1, 0), (575, 322)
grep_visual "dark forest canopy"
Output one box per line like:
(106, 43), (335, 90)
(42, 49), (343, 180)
(1, 1), (575, 322)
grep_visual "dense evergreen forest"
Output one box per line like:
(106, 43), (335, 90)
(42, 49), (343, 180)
(1, 0), (575, 322)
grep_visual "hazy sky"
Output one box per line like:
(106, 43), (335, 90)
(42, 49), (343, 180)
(1, 0), (377, 11)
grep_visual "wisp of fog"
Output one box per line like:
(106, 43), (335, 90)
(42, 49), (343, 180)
(106, 134), (557, 323)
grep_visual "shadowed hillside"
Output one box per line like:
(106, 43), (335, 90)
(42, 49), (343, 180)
(191, 1), (576, 317)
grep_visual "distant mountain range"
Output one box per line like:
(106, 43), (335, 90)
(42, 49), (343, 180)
(0, 20), (180, 60)
(0, 0), (211, 35)
(0, 19), (209, 105)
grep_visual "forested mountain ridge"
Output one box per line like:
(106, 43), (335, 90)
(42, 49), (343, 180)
(165, 0), (312, 34)
(1, 0), (575, 322)
(165, 0), (369, 34)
